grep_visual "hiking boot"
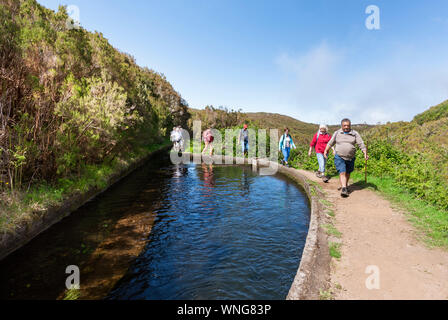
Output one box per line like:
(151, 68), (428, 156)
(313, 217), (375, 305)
(341, 187), (349, 198)
(316, 172), (322, 178)
(322, 175), (329, 183)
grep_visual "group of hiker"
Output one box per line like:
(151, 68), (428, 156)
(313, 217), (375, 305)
(171, 118), (368, 198)
(308, 118), (368, 197)
(169, 125), (250, 156)
(253, 119), (368, 198)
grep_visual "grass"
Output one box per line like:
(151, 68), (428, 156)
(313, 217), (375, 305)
(309, 180), (324, 193)
(329, 242), (342, 259)
(351, 172), (448, 249)
(319, 198), (333, 208)
(0, 141), (170, 235)
(334, 283), (343, 290)
(63, 287), (81, 300)
(326, 209), (335, 218)
(323, 224), (342, 238)
(309, 186), (318, 197)
(319, 289), (334, 300)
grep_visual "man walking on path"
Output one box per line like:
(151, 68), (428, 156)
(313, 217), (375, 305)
(324, 119), (368, 198)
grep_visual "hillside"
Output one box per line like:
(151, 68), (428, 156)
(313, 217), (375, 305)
(189, 107), (374, 144)
(364, 99), (448, 169)
(414, 99), (448, 125)
(0, 0), (190, 233)
(366, 99), (448, 151)
(351, 99), (448, 210)
(0, 0), (189, 191)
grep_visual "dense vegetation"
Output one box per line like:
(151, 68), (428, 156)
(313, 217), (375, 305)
(362, 100), (448, 210)
(0, 0), (189, 232)
(188, 106), (244, 130)
(0, 0), (189, 192)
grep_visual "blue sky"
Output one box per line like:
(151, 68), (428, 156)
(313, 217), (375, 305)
(37, 0), (448, 124)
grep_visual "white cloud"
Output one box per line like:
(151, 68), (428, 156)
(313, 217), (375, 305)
(275, 42), (448, 125)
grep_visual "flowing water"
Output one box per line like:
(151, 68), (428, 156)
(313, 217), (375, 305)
(0, 153), (310, 300)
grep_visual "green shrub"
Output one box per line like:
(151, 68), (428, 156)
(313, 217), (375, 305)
(0, 0), (190, 192)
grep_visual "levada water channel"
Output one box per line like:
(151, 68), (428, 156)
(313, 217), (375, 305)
(0, 152), (310, 300)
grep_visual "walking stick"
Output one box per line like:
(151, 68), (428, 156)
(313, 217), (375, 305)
(365, 141), (368, 184)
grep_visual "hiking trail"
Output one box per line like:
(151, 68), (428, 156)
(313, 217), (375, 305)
(298, 170), (448, 300)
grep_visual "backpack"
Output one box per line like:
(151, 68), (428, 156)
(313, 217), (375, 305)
(203, 129), (214, 143)
(283, 134), (292, 148)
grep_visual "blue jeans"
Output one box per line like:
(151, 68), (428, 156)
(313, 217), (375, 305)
(242, 139), (249, 153)
(316, 153), (327, 173)
(282, 148), (291, 163)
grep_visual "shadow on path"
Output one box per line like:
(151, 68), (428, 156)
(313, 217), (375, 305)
(349, 181), (378, 194)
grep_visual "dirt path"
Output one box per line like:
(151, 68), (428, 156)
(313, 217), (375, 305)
(297, 170), (448, 300)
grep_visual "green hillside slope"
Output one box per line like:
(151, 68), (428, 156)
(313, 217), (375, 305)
(361, 101), (448, 206)
(414, 99), (448, 125)
(0, 0), (189, 190)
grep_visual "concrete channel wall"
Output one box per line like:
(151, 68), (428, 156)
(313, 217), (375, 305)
(274, 163), (331, 300)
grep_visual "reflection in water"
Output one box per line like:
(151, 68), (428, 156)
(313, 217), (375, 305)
(241, 169), (250, 196)
(200, 163), (215, 211)
(202, 163), (215, 189)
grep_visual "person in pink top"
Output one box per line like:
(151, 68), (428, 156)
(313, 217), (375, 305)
(202, 128), (215, 156)
(308, 124), (333, 183)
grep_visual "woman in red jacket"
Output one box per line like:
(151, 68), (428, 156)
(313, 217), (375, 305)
(308, 124), (333, 182)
